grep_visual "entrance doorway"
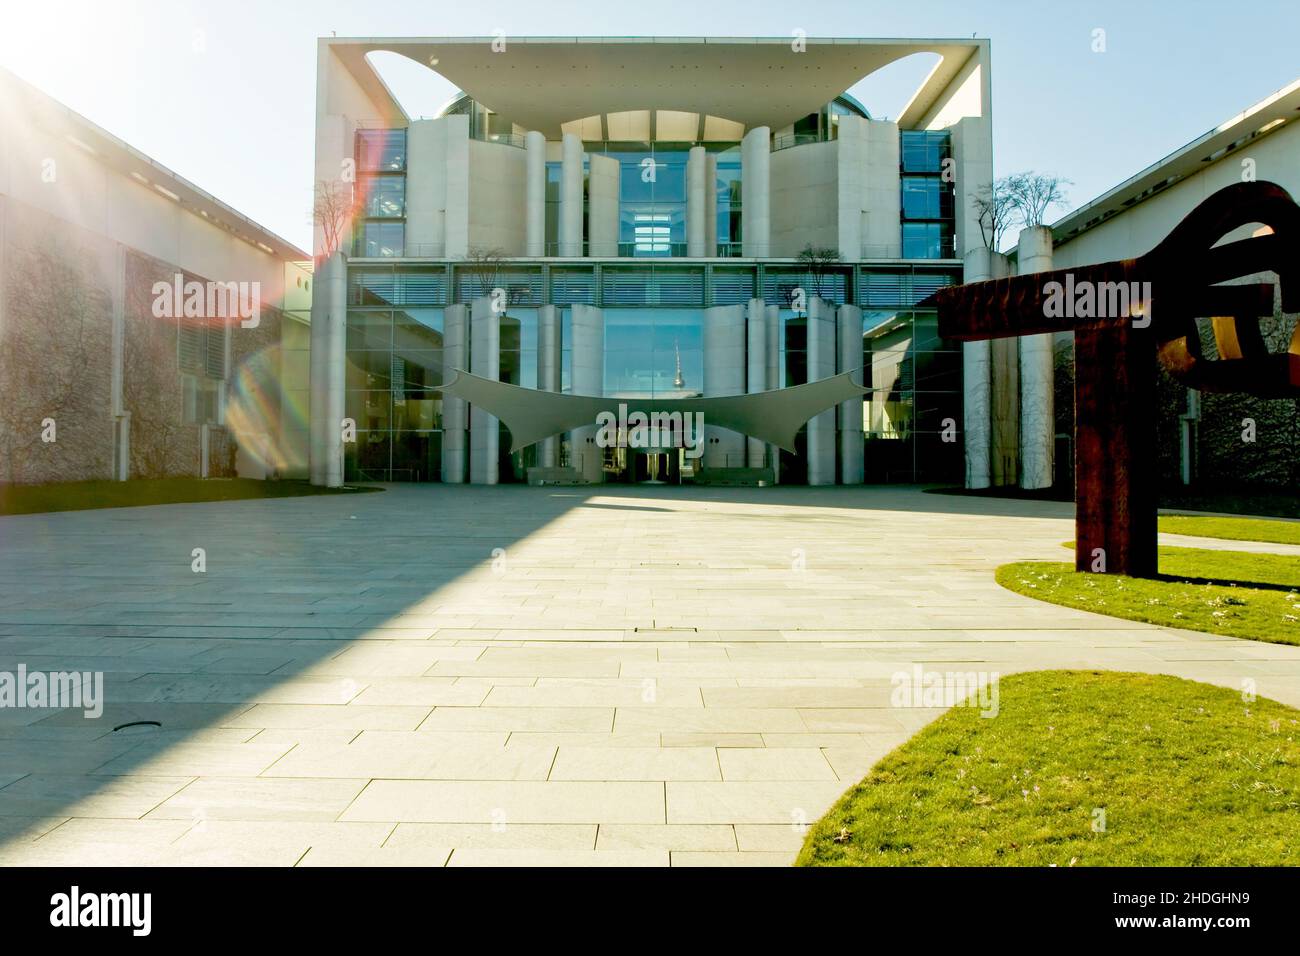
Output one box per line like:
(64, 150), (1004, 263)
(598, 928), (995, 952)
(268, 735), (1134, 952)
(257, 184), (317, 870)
(605, 447), (683, 484)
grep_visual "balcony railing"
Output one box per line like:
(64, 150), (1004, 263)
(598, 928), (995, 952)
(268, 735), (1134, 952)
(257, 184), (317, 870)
(771, 133), (823, 152)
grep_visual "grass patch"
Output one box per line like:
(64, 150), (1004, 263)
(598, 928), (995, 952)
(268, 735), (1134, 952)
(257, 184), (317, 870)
(1160, 514), (1300, 547)
(0, 478), (380, 516)
(997, 545), (1300, 645)
(797, 670), (1300, 866)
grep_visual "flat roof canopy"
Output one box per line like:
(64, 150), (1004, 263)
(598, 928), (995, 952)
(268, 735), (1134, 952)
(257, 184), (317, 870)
(326, 36), (984, 137)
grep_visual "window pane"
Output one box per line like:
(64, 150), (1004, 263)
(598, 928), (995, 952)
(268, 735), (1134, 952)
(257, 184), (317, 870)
(359, 176), (405, 217)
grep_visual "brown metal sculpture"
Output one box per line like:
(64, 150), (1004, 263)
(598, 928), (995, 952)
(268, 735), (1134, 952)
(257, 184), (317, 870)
(931, 180), (1300, 578)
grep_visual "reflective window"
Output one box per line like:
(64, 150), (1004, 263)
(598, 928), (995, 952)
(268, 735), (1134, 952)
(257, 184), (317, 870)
(359, 176), (405, 218)
(356, 129), (406, 171)
(900, 130), (950, 173)
(902, 222), (953, 260)
(356, 222), (404, 258)
(602, 309), (703, 397)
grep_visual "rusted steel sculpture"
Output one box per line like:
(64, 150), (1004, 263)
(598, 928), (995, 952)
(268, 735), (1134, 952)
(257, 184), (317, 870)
(931, 181), (1300, 578)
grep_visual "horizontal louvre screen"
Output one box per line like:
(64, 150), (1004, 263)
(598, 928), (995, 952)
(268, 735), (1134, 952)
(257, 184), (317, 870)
(456, 269), (543, 305)
(762, 270), (847, 306)
(602, 269), (704, 307)
(860, 270), (958, 307)
(710, 269), (755, 305)
(350, 269), (447, 306)
(910, 271), (956, 305)
(351, 270), (400, 306)
(549, 269), (595, 305)
(399, 270), (447, 305)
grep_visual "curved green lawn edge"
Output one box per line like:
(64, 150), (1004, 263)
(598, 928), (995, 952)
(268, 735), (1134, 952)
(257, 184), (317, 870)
(797, 670), (1300, 866)
(1159, 514), (1300, 547)
(997, 545), (1300, 645)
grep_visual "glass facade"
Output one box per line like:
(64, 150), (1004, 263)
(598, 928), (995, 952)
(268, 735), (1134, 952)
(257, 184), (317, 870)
(899, 130), (955, 260)
(353, 129), (407, 258)
(341, 261), (961, 484)
(860, 309), (963, 483)
(344, 305), (444, 481)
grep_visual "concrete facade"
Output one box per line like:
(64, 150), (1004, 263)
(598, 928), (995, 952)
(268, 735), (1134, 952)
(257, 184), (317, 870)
(0, 66), (309, 487)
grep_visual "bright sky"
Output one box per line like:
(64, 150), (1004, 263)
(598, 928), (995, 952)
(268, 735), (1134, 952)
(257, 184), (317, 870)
(1, 0), (1296, 252)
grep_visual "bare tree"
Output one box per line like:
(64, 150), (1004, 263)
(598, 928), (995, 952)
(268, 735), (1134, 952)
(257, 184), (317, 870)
(312, 179), (357, 257)
(796, 244), (841, 300)
(973, 178), (1018, 252)
(0, 246), (108, 483)
(461, 246), (507, 302)
(1005, 172), (1072, 229)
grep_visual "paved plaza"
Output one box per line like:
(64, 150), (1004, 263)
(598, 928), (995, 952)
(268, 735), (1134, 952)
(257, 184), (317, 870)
(1, 484), (1298, 866)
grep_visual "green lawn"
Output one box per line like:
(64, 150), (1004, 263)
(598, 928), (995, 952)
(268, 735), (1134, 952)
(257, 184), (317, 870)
(1160, 513), (1300, 547)
(797, 671), (1300, 866)
(0, 478), (380, 516)
(997, 545), (1300, 645)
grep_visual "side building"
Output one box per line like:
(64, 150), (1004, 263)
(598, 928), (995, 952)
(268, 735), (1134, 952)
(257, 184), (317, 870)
(990, 77), (1300, 494)
(0, 66), (311, 486)
(309, 36), (995, 486)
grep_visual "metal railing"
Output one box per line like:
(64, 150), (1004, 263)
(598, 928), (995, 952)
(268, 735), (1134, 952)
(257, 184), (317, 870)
(771, 133), (824, 152)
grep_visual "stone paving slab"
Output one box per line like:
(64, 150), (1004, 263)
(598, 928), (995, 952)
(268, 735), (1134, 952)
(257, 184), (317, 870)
(1, 484), (1298, 866)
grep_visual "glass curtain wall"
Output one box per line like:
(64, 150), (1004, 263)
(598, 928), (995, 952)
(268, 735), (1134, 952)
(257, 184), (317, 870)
(861, 309), (961, 482)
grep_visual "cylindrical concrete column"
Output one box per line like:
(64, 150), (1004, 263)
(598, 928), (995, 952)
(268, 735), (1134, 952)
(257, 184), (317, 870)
(524, 131), (546, 257)
(308, 264), (327, 486)
(745, 298), (767, 468)
(703, 304), (746, 469)
(705, 154), (718, 257)
(961, 246), (994, 489)
(537, 305), (561, 467)
(765, 303), (780, 479)
(741, 127), (770, 258)
(324, 251), (347, 488)
(470, 297), (500, 485)
(587, 154), (620, 258)
(686, 146), (707, 258)
(559, 134), (584, 257)
(570, 304), (604, 482)
(441, 304), (468, 483)
(1017, 225), (1055, 490)
(806, 297), (836, 485)
(837, 304), (864, 484)
(309, 250), (347, 487)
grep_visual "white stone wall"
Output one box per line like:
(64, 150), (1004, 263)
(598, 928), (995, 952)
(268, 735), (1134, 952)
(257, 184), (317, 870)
(468, 139), (525, 256)
(770, 140), (838, 256)
(587, 154), (620, 258)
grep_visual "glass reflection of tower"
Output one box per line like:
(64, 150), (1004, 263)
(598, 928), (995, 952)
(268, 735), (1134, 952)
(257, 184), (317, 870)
(673, 338), (685, 389)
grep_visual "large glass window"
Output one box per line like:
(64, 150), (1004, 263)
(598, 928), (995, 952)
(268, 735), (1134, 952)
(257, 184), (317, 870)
(356, 222), (404, 258)
(899, 131), (954, 260)
(345, 304), (445, 481)
(603, 309), (703, 397)
(358, 176), (405, 218)
(861, 309), (962, 483)
(356, 129), (406, 172)
(902, 222), (953, 260)
(900, 131), (950, 173)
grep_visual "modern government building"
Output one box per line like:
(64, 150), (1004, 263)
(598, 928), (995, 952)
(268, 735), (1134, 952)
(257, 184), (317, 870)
(308, 36), (995, 487)
(4, 36), (1293, 494)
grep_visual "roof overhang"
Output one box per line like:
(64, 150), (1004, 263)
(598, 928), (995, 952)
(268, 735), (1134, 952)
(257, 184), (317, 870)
(0, 66), (309, 261)
(1052, 77), (1300, 247)
(324, 36), (984, 136)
